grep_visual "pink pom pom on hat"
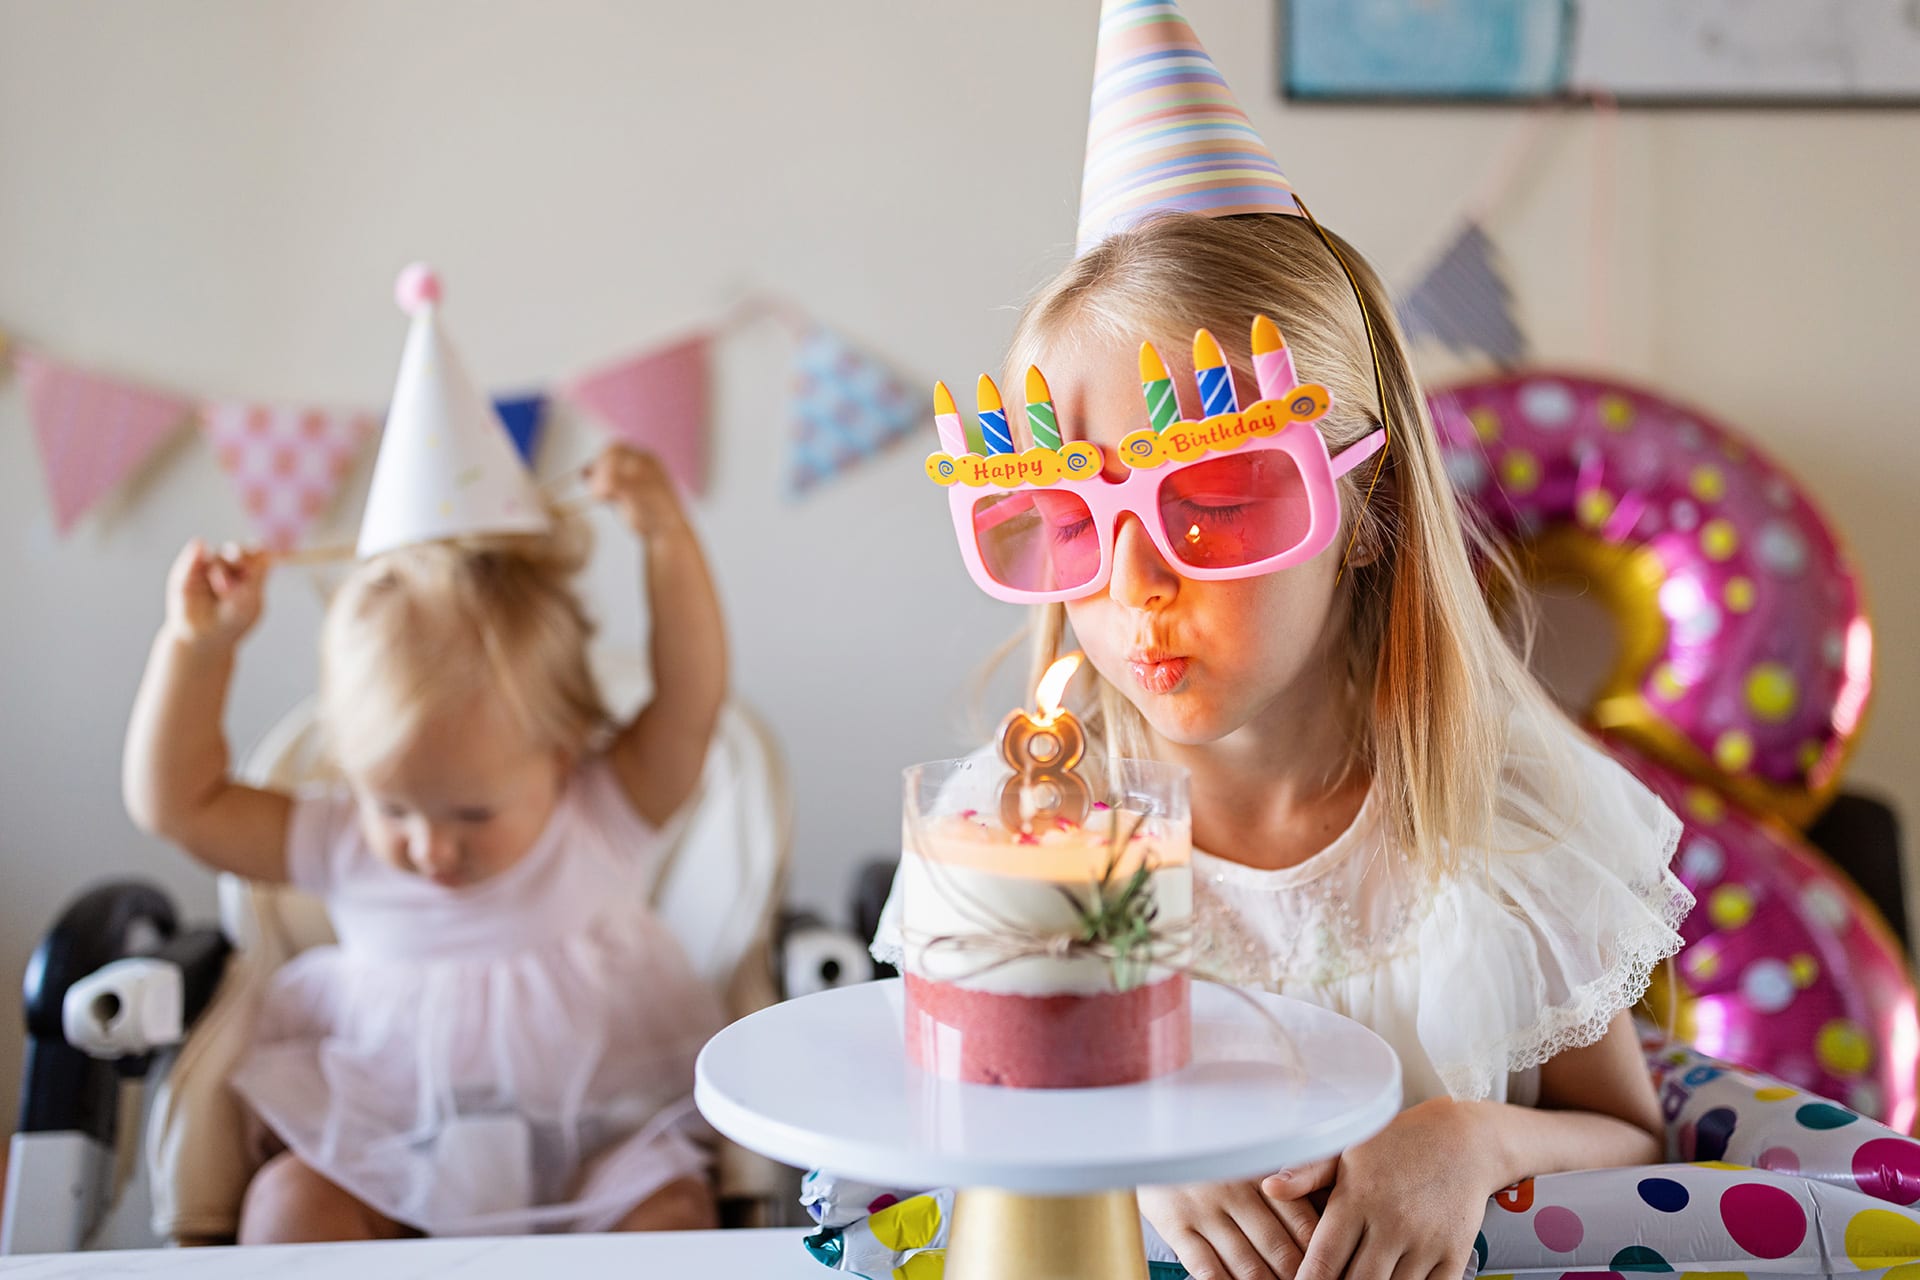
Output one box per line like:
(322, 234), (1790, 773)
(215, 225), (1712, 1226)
(394, 262), (443, 314)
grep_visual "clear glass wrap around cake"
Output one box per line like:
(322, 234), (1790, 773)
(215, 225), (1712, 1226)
(900, 757), (1192, 1088)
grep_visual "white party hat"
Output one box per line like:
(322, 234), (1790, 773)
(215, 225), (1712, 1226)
(356, 264), (549, 558)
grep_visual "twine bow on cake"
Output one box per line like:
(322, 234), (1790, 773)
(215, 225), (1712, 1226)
(902, 809), (1306, 1079)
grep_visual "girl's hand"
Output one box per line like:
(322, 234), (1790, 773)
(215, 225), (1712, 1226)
(1138, 1179), (1317, 1280)
(586, 444), (690, 540)
(1264, 1099), (1496, 1280)
(165, 539), (269, 652)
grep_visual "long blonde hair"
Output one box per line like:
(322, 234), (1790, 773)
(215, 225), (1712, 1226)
(319, 509), (610, 775)
(1005, 210), (1573, 877)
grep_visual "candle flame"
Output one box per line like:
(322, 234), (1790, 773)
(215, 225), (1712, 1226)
(1035, 653), (1083, 723)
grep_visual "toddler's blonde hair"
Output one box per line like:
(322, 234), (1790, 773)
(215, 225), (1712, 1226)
(1006, 211), (1574, 878)
(320, 509), (610, 775)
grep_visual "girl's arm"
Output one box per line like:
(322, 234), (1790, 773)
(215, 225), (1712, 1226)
(1267, 1011), (1662, 1280)
(1480, 1008), (1665, 1177)
(123, 541), (291, 882)
(592, 446), (729, 827)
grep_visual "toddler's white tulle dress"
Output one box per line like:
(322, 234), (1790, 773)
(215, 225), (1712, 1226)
(230, 758), (725, 1235)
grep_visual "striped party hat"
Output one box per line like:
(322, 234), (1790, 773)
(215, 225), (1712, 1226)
(1076, 0), (1300, 256)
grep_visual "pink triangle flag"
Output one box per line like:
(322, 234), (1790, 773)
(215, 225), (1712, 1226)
(563, 333), (712, 495)
(201, 402), (378, 550)
(15, 348), (194, 534)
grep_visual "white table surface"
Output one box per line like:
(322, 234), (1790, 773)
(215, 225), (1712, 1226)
(0, 1230), (822, 1277)
(697, 978), (1401, 1194)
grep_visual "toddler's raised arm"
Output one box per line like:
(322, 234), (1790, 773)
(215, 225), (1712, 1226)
(123, 540), (291, 882)
(589, 446), (728, 827)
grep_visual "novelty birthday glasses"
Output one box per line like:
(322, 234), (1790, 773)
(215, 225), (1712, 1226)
(925, 317), (1388, 603)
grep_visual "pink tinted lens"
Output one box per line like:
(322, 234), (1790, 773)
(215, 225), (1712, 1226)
(1157, 450), (1312, 570)
(971, 489), (1102, 594)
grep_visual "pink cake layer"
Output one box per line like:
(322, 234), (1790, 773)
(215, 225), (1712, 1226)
(903, 971), (1190, 1088)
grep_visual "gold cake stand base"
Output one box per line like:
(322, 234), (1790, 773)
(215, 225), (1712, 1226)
(946, 1187), (1148, 1280)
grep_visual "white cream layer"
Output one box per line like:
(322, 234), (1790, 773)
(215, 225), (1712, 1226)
(900, 851), (1192, 996)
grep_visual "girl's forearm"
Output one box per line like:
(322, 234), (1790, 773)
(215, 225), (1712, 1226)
(1471, 1099), (1663, 1192)
(123, 628), (239, 837)
(640, 524), (727, 730)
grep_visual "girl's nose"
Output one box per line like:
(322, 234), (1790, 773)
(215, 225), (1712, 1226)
(1108, 512), (1179, 612)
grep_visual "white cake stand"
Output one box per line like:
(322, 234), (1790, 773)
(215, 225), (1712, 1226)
(696, 979), (1401, 1280)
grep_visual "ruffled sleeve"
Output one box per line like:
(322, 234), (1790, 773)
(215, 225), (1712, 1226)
(1415, 721), (1692, 1101)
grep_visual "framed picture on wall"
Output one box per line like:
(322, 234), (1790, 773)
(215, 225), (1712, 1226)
(1280, 0), (1920, 106)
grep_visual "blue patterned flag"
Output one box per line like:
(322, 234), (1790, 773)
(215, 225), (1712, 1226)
(1398, 221), (1527, 368)
(492, 393), (547, 467)
(788, 326), (918, 498)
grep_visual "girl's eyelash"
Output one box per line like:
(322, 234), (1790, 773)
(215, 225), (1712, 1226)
(1052, 519), (1095, 545)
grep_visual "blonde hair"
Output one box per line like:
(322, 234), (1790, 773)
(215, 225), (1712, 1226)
(1005, 210), (1573, 878)
(319, 509), (610, 775)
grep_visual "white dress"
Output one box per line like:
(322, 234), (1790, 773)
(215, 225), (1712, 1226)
(230, 757), (727, 1235)
(874, 713), (1692, 1107)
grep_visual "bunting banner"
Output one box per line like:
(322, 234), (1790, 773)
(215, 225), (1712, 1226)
(15, 348), (195, 533)
(562, 333), (711, 496)
(201, 403), (377, 550)
(1397, 220), (1527, 368)
(787, 325), (918, 498)
(13, 263), (1543, 539)
(492, 392), (548, 467)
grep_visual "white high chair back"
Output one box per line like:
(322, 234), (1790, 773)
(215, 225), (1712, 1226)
(141, 652), (792, 1242)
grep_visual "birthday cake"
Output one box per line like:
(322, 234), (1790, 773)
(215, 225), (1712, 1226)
(900, 798), (1192, 1089)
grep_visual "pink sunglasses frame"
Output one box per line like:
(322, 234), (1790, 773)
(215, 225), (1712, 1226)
(946, 418), (1385, 603)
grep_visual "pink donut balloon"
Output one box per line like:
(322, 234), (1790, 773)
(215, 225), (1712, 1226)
(1429, 374), (1872, 829)
(1429, 372), (1912, 1123)
(1614, 743), (1917, 1130)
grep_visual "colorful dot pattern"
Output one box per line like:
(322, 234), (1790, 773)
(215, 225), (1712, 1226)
(801, 1174), (953, 1278)
(1429, 374), (1868, 807)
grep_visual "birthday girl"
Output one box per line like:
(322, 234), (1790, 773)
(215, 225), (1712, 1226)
(863, 4), (1694, 1278)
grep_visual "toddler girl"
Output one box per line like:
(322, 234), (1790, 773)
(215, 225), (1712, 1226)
(125, 445), (731, 1242)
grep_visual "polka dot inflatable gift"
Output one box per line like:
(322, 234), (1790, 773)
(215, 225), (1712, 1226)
(801, 1174), (951, 1279)
(1475, 1161), (1920, 1280)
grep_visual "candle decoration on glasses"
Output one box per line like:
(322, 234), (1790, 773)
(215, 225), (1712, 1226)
(1023, 366), (1063, 451)
(975, 374), (1015, 456)
(922, 315), (1339, 493)
(997, 653), (1093, 832)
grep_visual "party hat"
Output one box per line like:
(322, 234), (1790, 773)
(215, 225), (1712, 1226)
(357, 264), (550, 558)
(1076, 0), (1299, 255)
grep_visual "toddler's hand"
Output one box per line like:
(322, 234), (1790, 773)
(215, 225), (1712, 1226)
(165, 539), (269, 652)
(586, 444), (690, 541)
(1139, 1178), (1316, 1279)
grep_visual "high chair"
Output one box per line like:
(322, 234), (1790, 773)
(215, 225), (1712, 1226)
(3, 652), (830, 1253)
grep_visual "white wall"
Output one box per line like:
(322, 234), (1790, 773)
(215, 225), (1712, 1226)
(2, 1), (1916, 1133)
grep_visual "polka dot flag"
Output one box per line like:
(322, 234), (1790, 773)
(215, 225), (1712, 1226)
(201, 402), (377, 551)
(787, 324), (918, 499)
